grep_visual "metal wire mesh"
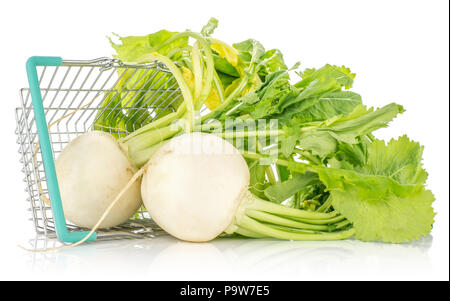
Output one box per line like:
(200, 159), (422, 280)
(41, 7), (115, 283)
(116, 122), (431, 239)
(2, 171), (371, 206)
(15, 58), (179, 240)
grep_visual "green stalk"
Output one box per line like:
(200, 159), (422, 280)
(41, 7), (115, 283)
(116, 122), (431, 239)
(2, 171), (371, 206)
(192, 41), (204, 101)
(241, 151), (314, 174)
(245, 209), (330, 231)
(212, 70), (225, 106)
(201, 57), (260, 121)
(238, 215), (355, 241)
(293, 148), (322, 166)
(265, 166), (277, 185)
(200, 120), (223, 133)
(153, 31), (215, 111)
(265, 224), (329, 234)
(234, 227), (266, 238)
(288, 214), (346, 225)
(135, 53), (195, 132)
(120, 103), (186, 143)
(127, 124), (181, 154)
(333, 219), (352, 230)
(316, 195), (333, 213)
(129, 141), (168, 168)
(225, 191), (351, 241)
(244, 195), (339, 220)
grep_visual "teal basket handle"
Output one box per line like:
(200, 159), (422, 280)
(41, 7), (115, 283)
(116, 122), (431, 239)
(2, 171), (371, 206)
(26, 56), (97, 243)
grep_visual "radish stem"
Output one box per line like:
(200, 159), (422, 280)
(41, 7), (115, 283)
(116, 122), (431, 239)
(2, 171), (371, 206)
(237, 215), (355, 241)
(242, 193), (338, 220)
(127, 123), (181, 154)
(135, 53), (195, 132)
(234, 227), (266, 238)
(244, 209), (331, 231)
(120, 103), (186, 143)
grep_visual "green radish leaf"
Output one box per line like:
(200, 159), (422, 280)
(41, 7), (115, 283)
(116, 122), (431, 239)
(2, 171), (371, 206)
(257, 49), (288, 80)
(109, 30), (188, 62)
(295, 64), (356, 90)
(213, 53), (240, 77)
(315, 136), (435, 243)
(233, 39), (266, 69)
(296, 103), (404, 159)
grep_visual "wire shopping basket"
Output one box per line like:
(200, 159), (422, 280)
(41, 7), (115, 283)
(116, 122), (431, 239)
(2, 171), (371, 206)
(16, 56), (179, 243)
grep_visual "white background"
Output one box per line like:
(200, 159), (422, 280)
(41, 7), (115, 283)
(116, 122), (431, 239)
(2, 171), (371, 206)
(0, 0), (448, 281)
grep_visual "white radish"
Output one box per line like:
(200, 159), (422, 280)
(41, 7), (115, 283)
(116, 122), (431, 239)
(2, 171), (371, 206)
(55, 131), (142, 229)
(141, 132), (356, 243)
(141, 132), (249, 242)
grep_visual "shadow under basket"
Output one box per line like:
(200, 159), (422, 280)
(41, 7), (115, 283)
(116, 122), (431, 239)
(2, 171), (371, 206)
(15, 56), (178, 242)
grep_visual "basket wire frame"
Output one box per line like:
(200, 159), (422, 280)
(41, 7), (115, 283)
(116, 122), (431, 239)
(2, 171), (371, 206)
(15, 58), (179, 240)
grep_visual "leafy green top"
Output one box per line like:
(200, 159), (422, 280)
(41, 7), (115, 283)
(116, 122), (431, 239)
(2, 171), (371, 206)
(95, 18), (435, 243)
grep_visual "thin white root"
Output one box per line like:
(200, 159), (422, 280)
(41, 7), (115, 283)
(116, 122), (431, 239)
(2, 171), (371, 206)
(19, 166), (147, 252)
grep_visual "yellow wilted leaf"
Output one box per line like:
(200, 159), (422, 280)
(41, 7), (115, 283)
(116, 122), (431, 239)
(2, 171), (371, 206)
(204, 84), (221, 110)
(181, 66), (195, 92)
(182, 66), (221, 110)
(210, 38), (239, 67)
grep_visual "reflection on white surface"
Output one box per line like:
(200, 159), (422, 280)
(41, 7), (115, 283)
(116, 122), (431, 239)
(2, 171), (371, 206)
(22, 234), (434, 280)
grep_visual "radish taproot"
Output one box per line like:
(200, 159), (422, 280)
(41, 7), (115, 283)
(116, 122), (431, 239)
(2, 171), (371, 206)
(55, 131), (142, 229)
(141, 132), (355, 242)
